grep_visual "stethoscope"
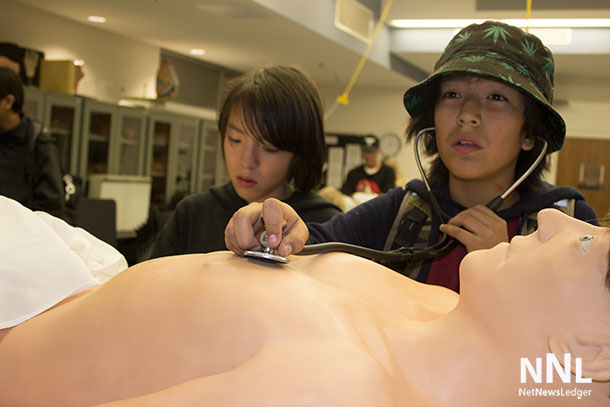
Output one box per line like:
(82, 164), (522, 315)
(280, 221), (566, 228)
(244, 127), (548, 264)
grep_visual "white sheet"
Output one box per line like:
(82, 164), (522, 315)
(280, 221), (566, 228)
(0, 196), (128, 329)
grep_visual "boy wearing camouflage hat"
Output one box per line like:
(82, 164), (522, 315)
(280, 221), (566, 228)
(225, 21), (597, 292)
(397, 21), (597, 291)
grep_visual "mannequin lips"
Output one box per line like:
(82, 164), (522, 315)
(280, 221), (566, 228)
(236, 176), (256, 188)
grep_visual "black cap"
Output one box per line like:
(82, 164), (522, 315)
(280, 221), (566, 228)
(361, 135), (379, 152)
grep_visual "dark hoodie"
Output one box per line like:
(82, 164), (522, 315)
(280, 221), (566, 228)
(150, 183), (341, 258)
(307, 179), (598, 292)
(0, 116), (65, 219)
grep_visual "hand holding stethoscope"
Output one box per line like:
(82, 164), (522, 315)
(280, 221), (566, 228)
(227, 127), (547, 263)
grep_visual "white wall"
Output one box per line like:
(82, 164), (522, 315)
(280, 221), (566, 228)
(558, 101), (610, 139)
(0, 0), (159, 103)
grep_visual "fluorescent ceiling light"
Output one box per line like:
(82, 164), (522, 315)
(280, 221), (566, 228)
(190, 49), (206, 56)
(389, 19), (610, 29)
(529, 28), (572, 46)
(87, 15), (106, 23)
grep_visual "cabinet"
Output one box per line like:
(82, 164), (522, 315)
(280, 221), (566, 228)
(112, 108), (147, 176)
(44, 93), (82, 174)
(145, 111), (200, 210)
(196, 120), (226, 192)
(80, 99), (113, 179)
(80, 99), (147, 182)
(23, 89), (226, 211)
(22, 86), (46, 122)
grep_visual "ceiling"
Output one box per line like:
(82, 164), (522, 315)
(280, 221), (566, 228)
(11, 0), (610, 103)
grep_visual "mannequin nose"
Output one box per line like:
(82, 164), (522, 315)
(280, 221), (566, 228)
(535, 209), (565, 242)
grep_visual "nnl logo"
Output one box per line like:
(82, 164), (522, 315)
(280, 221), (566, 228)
(520, 353), (592, 384)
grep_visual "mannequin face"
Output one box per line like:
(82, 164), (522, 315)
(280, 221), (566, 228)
(460, 209), (610, 332)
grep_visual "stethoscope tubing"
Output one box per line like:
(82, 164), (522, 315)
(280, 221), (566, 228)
(297, 128), (548, 263)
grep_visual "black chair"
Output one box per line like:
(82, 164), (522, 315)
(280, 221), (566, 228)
(74, 197), (117, 248)
(134, 209), (172, 263)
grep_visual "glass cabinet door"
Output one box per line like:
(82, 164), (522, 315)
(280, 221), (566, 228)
(22, 86), (46, 123)
(44, 94), (82, 174)
(114, 108), (146, 175)
(198, 122), (223, 192)
(81, 100), (114, 181)
(148, 117), (171, 211)
(173, 119), (199, 197)
(145, 112), (201, 211)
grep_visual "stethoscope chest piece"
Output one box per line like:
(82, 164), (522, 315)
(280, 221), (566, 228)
(243, 231), (289, 264)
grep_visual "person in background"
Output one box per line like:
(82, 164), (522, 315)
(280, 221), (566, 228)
(0, 66), (64, 219)
(340, 134), (396, 196)
(224, 21), (598, 293)
(149, 64), (341, 258)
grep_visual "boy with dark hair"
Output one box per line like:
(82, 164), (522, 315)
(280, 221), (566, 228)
(0, 66), (64, 219)
(150, 64), (341, 258)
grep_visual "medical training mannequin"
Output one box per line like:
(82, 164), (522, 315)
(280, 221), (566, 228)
(0, 209), (609, 406)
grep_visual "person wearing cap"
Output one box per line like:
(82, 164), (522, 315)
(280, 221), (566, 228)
(340, 135), (396, 196)
(224, 21), (597, 292)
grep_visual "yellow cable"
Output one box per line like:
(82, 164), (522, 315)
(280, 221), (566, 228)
(525, 0), (532, 32)
(335, 0), (395, 107)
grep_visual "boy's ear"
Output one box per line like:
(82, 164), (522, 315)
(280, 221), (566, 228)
(548, 334), (610, 381)
(1, 94), (15, 111)
(521, 137), (535, 151)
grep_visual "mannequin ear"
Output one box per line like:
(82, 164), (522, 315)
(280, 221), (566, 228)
(521, 136), (535, 151)
(548, 335), (610, 381)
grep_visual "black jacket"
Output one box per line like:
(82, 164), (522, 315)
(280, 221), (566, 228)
(307, 179), (598, 249)
(150, 183), (342, 258)
(0, 116), (64, 219)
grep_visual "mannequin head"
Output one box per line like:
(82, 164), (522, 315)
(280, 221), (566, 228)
(461, 208), (609, 310)
(458, 209), (610, 382)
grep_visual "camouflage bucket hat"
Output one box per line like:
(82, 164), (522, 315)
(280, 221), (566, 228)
(403, 20), (566, 153)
